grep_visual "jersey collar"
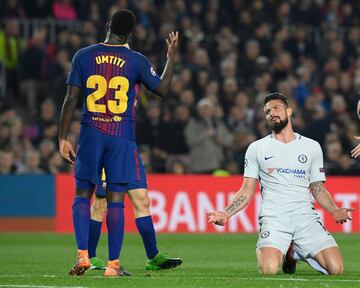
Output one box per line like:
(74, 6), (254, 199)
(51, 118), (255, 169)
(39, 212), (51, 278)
(99, 43), (130, 49)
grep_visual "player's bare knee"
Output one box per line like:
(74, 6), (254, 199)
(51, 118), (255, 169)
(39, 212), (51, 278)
(132, 194), (150, 210)
(91, 197), (107, 221)
(257, 248), (282, 275)
(91, 208), (106, 221)
(92, 196), (107, 209)
(257, 256), (281, 275)
(134, 202), (150, 215)
(327, 263), (344, 275)
(258, 263), (280, 275)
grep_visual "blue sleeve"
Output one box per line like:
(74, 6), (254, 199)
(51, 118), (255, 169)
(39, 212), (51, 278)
(137, 54), (161, 91)
(66, 51), (82, 87)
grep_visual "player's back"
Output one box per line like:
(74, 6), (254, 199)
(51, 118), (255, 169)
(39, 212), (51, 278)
(67, 43), (161, 141)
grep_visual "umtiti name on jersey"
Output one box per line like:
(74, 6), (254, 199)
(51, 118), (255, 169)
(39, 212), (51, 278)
(95, 55), (126, 67)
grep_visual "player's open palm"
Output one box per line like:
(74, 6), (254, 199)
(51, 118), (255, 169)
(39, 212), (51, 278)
(333, 208), (355, 224)
(166, 31), (179, 60)
(59, 139), (76, 164)
(350, 136), (360, 158)
(207, 211), (228, 226)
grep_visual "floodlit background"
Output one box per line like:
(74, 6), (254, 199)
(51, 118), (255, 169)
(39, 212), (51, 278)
(0, 1), (359, 287)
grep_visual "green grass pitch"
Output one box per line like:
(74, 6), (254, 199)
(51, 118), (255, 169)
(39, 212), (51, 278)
(0, 233), (359, 288)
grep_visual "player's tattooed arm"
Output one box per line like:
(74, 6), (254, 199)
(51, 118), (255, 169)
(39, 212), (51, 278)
(309, 181), (337, 214)
(208, 177), (257, 226)
(225, 195), (248, 218)
(310, 181), (355, 223)
(351, 100), (360, 159)
(309, 181), (327, 198)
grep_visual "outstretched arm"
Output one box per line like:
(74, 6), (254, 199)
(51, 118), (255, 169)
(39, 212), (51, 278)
(58, 85), (81, 163)
(350, 100), (360, 158)
(351, 136), (360, 158)
(309, 181), (354, 224)
(154, 31), (179, 97)
(207, 177), (257, 226)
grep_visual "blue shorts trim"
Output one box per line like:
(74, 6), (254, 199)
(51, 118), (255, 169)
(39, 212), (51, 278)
(75, 177), (96, 190)
(95, 157), (147, 196)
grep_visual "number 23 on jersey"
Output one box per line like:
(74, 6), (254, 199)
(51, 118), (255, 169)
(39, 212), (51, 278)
(86, 75), (129, 114)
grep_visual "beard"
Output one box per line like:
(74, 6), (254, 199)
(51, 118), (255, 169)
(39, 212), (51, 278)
(269, 117), (288, 133)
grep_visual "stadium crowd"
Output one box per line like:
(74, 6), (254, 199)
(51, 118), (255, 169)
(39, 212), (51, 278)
(0, 0), (359, 175)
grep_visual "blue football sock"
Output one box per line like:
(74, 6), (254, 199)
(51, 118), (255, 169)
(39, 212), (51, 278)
(135, 215), (159, 259)
(106, 202), (124, 261)
(72, 197), (91, 250)
(88, 219), (103, 258)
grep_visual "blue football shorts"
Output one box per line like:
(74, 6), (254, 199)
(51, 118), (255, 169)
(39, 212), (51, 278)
(75, 125), (144, 192)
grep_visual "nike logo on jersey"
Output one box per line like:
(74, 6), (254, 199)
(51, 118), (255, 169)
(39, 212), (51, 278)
(264, 156), (274, 160)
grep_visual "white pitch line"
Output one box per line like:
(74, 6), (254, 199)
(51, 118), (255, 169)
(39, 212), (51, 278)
(0, 275), (360, 283)
(0, 286), (88, 288)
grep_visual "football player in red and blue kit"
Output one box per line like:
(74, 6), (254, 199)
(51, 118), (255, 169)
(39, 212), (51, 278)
(59, 9), (181, 277)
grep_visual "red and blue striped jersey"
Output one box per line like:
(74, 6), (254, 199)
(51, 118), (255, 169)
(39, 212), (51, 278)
(66, 43), (161, 140)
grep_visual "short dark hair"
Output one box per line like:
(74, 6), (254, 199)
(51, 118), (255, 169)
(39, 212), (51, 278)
(110, 9), (136, 37)
(264, 92), (289, 106)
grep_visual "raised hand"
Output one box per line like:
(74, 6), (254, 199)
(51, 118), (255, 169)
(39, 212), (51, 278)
(350, 136), (360, 158)
(332, 208), (355, 224)
(207, 211), (229, 226)
(166, 31), (179, 60)
(59, 139), (76, 164)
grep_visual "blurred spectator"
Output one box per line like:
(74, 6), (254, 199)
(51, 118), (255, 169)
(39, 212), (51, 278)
(137, 100), (169, 172)
(24, 0), (52, 18)
(185, 98), (233, 173)
(19, 150), (45, 174)
(132, 23), (156, 55)
(0, 121), (11, 148)
(0, 148), (18, 174)
(139, 145), (153, 173)
(166, 104), (190, 155)
(40, 99), (57, 124)
(2, 0), (26, 18)
(0, 19), (23, 101)
(337, 154), (360, 175)
(39, 139), (56, 170)
(301, 96), (331, 145)
(47, 152), (68, 173)
(178, 89), (196, 113)
(228, 104), (251, 131)
(52, 0), (77, 21)
(48, 49), (70, 111)
(0, 0), (359, 175)
(166, 158), (188, 174)
(238, 39), (261, 84)
(232, 132), (257, 174)
(285, 25), (315, 63)
(41, 120), (59, 142)
(20, 28), (48, 118)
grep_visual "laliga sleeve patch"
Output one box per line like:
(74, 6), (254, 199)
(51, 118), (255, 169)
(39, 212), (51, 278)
(150, 66), (157, 76)
(260, 231), (270, 238)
